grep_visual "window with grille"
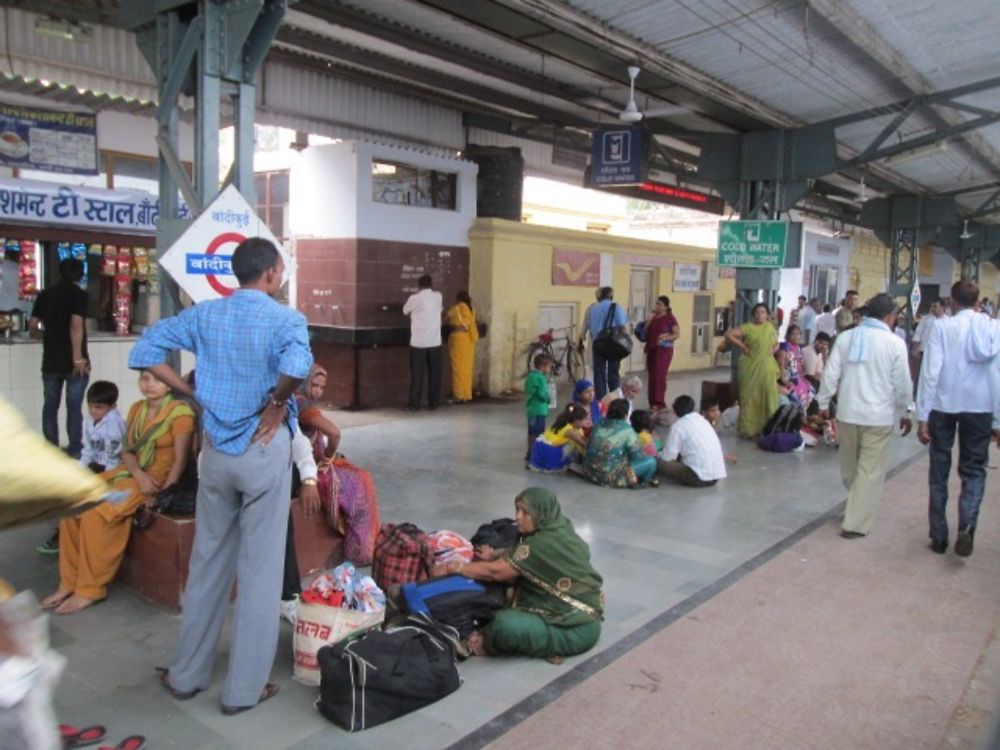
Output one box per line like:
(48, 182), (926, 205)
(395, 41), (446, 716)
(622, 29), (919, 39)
(371, 159), (457, 210)
(691, 293), (712, 355)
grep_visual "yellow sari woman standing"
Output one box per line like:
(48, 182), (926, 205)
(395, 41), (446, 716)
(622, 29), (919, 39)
(725, 303), (780, 438)
(445, 291), (479, 402)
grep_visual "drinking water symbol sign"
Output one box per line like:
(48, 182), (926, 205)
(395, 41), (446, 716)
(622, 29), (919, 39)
(716, 220), (789, 269)
(158, 185), (292, 304)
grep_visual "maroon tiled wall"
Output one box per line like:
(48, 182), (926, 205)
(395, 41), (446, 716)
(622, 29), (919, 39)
(311, 339), (454, 409)
(297, 237), (468, 408)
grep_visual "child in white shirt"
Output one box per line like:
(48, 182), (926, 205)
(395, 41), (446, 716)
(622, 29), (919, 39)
(79, 380), (126, 473)
(37, 380), (126, 555)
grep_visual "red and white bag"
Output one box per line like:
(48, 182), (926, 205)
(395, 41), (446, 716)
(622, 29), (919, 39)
(292, 600), (384, 686)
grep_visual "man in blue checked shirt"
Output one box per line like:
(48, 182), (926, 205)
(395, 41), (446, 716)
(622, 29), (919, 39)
(129, 238), (312, 715)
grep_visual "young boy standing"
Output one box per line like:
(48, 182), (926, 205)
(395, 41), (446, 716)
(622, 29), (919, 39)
(524, 352), (553, 461)
(37, 380), (126, 555)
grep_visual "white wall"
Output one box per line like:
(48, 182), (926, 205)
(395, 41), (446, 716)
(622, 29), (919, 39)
(290, 141), (478, 246)
(802, 231), (852, 299)
(96, 111), (195, 161)
(919, 248), (956, 286)
(289, 143), (359, 238)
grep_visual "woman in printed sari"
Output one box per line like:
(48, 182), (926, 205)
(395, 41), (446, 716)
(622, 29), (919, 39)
(776, 324), (814, 407)
(457, 488), (603, 661)
(725, 303), (780, 438)
(580, 399), (658, 487)
(41, 369), (194, 614)
(445, 291), (479, 403)
(295, 364), (379, 564)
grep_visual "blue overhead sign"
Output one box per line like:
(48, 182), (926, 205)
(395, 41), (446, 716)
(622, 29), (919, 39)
(589, 126), (648, 186)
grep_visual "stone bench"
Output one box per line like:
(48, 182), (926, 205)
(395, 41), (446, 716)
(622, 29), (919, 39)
(116, 498), (343, 611)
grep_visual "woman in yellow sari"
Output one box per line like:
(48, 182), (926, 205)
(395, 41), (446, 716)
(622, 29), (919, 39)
(42, 370), (195, 614)
(725, 303), (779, 438)
(445, 291), (479, 403)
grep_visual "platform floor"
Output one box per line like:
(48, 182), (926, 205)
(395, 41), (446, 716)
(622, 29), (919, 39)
(3, 368), (997, 750)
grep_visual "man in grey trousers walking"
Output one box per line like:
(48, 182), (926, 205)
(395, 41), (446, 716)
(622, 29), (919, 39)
(129, 238), (312, 714)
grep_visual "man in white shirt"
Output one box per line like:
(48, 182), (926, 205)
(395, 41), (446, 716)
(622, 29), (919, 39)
(798, 297), (820, 344)
(403, 274), (444, 410)
(916, 280), (1000, 557)
(817, 293), (913, 538)
(912, 299), (945, 356)
(814, 304), (837, 338)
(802, 332), (830, 390)
(656, 395), (727, 487)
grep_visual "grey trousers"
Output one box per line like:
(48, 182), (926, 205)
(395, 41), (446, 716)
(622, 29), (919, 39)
(168, 428), (291, 707)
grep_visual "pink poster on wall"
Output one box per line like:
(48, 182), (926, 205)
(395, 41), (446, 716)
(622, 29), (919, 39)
(552, 248), (601, 287)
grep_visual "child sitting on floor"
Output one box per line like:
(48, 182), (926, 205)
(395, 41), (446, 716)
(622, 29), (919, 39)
(527, 403), (588, 473)
(630, 409), (661, 457)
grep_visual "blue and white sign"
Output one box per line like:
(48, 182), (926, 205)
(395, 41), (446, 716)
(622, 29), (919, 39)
(158, 185), (291, 303)
(910, 282), (922, 311)
(0, 177), (189, 234)
(589, 126), (648, 186)
(0, 104), (98, 175)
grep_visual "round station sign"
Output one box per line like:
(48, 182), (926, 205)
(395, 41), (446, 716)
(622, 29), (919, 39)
(204, 231), (246, 297)
(157, 185), (292, 304)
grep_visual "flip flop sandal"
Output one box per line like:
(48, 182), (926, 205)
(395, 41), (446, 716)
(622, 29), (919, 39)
(221, 682), (280, 715)
(96, 737), (145, 750)
(60, 724), (107, 750)
(155, 667), (201, 700)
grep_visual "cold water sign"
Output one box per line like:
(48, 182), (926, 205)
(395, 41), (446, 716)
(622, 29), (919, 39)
(158, 185), (292, 303)
(589, 126), (648, 186)
(717, 220), (788, 269)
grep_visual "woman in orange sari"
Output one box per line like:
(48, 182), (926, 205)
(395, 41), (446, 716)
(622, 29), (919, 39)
(42, 369), (194, 614)
(445, 291), (479, 403)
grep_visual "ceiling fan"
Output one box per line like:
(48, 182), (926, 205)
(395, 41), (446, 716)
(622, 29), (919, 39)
(619, 65), (690, 123)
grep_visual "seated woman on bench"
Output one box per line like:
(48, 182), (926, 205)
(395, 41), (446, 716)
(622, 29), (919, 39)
(42, 369), (195, 615)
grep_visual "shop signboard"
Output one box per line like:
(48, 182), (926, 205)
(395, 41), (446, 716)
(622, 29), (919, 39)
(0, 104), (98, 175)
(588, 126), (648, 186)
(158, 186), (291, 303)
(552, 248), (600, 287)
(717, 220), (789, 268)
(673, 262), (702, 292)
(0, 177), (188, 234)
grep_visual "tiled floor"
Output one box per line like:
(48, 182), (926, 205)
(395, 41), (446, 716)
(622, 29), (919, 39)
(2, 368), (953, 750)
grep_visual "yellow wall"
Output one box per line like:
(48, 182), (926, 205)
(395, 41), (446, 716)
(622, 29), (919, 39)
(469, 218), (734, 395)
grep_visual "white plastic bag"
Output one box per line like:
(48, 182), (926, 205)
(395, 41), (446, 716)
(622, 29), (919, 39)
(293, 600), (384, 686)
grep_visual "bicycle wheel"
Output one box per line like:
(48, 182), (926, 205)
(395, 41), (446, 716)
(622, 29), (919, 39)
(565, 341), (583, 383)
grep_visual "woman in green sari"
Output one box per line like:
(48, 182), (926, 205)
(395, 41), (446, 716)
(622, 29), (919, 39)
(725, 303), (779, 438)
(458, 488), (603, 661)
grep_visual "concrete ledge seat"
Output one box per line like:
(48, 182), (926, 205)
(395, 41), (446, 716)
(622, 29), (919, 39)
(116, 498), (344, 611)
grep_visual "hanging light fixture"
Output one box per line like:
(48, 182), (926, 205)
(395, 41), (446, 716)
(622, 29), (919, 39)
(857, 176), (868, 203)
(960, 219), (973, 239)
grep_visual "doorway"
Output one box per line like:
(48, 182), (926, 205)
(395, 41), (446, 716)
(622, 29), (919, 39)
(627, 268), (655, 373)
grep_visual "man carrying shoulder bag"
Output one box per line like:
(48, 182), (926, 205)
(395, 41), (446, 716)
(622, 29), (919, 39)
(577, 287), (631, 400)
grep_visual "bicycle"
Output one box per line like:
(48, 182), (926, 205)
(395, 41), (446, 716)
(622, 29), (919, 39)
(525, 326), (584, 382)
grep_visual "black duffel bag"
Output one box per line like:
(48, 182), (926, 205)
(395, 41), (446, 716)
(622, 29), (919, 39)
(399, 574), (507, 638)
(317, 613), (462, 732)
(592, 303), (633, 361)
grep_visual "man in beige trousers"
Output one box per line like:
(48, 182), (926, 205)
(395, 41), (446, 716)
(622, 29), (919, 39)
(817, 293), (913, 538)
